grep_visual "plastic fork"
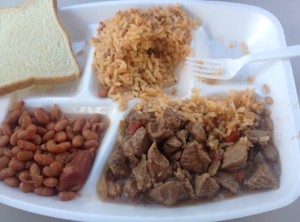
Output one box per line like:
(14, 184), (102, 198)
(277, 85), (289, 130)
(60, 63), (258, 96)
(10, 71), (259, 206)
(185, 45), (300, 80)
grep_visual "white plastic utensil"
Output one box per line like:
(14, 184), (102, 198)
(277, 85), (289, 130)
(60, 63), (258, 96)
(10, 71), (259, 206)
(185, 45), (300, 80)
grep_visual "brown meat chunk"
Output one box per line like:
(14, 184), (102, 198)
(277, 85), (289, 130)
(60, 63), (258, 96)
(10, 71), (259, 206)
(215, 171), (239, 194)
(261, 144), (279, 164)
(59, 148), (95, 191)
(147, 142), (170, 182)
(123, 177), (140, 199)
(174, 167), (192, 181)
(108, 146), (130, 178)
(163, 136), (182, 154)
(97, 172), (122, 200)
(208, 160), (221, 176)
(221, 143), (248, 171)
(148, 180), (193, 206)
(180, 140), (211, 174)
(123, 127), (151, 163)
(132, 155), (152, 191)
(194, 173), (220, 198)
(186, 121), (206, 142)
(244, 162), (279, 190)
(176, 130), (188, 146)
(146, 122), (173, 141)
(245, 130), (270, 145)
(157, 107), (183, 130)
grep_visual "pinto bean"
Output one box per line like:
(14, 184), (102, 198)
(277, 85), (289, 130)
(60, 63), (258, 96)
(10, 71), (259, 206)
(58, 191), (77, 201)
(73, 117), (86, 133)
(2, 122), (12, 136)
(42, 130), (55, 142)
(17, 140), (37, 151)
(34, 108), (50, 125)
(19, 182), (34, 192)
(83, 129), (98, 140)
(50, 104), (60, 121)
(84, 139), (100, 149)
(34, 154), (54, 166)
(0, 156), (10, 170)
(34, 186), (56, 196)
(43, 177), (58, 188)
(0, 167), (16, 179)
(54, 119), (69, 132)
(0, 135), (9, 147)
(9, 157), (25, 171)
(4, 176), (20, 187)
(6, 110), (22, 123)
(55, 131), (67, 143)
(72, 135), (84, 148)
(17, 151), (34, 161)
(10, 131), (18, 146)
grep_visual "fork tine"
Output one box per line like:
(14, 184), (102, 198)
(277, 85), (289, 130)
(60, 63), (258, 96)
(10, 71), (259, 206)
(185, 57), (223, 66)
(185, 61), (221, 70)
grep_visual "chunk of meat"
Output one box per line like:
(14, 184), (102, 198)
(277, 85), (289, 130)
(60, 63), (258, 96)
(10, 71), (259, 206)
(221, 143), (248, 171)
(125, 120), (144, 136)
(108, 146), (130, 178)
(123, 127), (151, 163)
(186, 121), (206, 142)
(146, 122), (173, 141)
(148, 180), (193, 206)
(59, 149), (95, 191)
(147, 142), (170, 182)
(194, 173), (220, 198)
(208, 160), (221, 176)
(245, 130), (270, 145)
(215, 171), (239, 194)
(176, 130), (188, 146)
(132, 155), (152, 191)
(163, 136), (182, 154)
(224, 131), (240, 143)
(127, 111), (155, 123)
(261, 144), (279, 164)
(157, 107), (183, 130)
(174, 167), (192, 181)
(180, 140), (211, 174)
(97, 171), (122, 200)
(244, 162), (279, 190)
(123, 177), (140, 199)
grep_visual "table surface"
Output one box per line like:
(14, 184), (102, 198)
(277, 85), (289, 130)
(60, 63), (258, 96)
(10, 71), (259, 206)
(0, 0), (299, 221)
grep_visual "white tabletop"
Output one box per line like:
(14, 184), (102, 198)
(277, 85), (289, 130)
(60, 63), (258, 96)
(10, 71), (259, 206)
(1, 0), (299, 221)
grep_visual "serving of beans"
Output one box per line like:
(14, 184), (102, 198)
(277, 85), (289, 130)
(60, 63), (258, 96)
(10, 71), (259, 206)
(0, 101), (109, 201)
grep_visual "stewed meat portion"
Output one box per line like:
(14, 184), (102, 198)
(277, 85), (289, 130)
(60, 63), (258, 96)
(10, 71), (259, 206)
(148, 179), (193, 206)
(98, 102), (280, 206)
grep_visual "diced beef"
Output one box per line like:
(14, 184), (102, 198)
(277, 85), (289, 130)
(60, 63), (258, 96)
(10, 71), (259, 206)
(59, 149), (95, 191)
(123, 177), (140, 199)
(148, 179), (193, 206)
(221, 143), (248, 171)
(215, 171), (239, 194)
(244, 162), (279, 190)
(123, 127), (151, 164)
(170, 150), (182, 162)
(186, 121), (206, 143)
(176, 130), (188, 146)
(194, 173), (220, 198)
(261, 144), (279, 164)
(146, 121), (173, 141)
(174, 167), (192, 181)
(163, 136), (182, 154)
(260, 114), (274, 131)
(97, 171), (122, 200)
(157, 107), (183, 130)
(147, 142), (170, 182)
(132, 155), (152, 191)
(245, 130), (270, 145)
(108, 146), (130, 178)
(208, 160), (221, 176)
(180, 140), (211, 174)
(127, 111), (155, 122)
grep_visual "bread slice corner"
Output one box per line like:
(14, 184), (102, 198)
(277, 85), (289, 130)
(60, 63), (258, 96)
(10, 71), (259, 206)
(0, 0), (80, 95)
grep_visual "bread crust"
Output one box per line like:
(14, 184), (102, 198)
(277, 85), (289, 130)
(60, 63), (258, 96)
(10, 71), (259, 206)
(0, 0), (80, 96)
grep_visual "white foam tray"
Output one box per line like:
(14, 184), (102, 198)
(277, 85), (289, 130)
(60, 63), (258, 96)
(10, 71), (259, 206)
(1, 0), (300, 221)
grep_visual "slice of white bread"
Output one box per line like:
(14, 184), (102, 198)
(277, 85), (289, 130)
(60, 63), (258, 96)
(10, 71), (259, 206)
(0, 0), (80, 95)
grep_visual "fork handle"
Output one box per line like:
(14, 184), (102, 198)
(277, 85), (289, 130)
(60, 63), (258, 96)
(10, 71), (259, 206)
(242, 45), (300, 63)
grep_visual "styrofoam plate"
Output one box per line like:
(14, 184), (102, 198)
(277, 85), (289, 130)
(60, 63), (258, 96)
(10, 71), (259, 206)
(0, 0), (300, 221)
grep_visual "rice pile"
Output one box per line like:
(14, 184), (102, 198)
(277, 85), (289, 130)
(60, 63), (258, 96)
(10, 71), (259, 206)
(135, 89), (270, 150)
(91, 5), (198, 109)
